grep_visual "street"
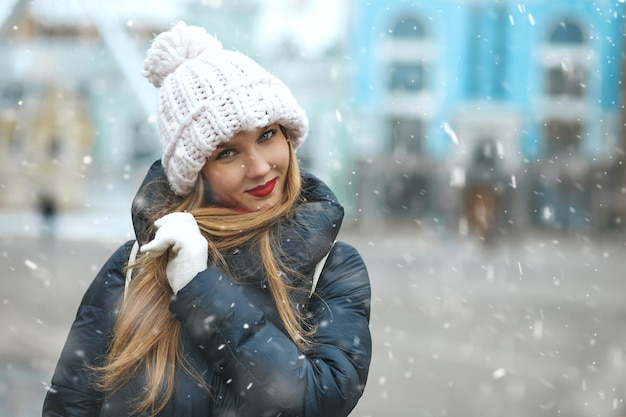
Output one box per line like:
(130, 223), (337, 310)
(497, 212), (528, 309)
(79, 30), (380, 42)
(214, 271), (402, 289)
(2, 222), (626, 416)
(351, 227), (626, 417)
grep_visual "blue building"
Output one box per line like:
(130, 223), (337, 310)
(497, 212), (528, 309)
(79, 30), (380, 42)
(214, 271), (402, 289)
(351, 0), (626, 235)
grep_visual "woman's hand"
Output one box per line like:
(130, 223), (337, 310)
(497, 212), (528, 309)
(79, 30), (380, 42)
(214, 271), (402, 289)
(140, 212), (208, 294)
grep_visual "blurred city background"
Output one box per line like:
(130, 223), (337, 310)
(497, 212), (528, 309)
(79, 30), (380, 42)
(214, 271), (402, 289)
(1, 0), (626, 416)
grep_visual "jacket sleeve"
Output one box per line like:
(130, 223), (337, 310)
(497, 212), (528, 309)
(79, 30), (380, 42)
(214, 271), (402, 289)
(42, 242), (131, 417)
(169, 241), (372, 417)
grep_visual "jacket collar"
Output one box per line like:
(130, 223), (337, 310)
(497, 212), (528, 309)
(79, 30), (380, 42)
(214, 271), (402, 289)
(131, 160), (344, 279)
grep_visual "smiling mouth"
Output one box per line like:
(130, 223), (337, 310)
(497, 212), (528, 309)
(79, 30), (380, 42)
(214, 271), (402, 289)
(246, 178), (277, 198)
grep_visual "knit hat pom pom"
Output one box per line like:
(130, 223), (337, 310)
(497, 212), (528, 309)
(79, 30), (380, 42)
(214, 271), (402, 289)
(143, 21), (223, 88)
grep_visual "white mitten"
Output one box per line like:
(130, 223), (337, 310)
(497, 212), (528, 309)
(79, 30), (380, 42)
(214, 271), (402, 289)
(140, 212), (208, 294)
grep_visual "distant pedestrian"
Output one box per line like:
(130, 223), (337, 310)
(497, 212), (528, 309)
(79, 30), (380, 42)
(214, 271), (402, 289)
(463, 139), (504, 242)
(43, 21), (372, 417)
(37, 193), (57, 239)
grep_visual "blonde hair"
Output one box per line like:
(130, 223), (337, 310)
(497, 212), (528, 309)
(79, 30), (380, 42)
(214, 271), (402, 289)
(96, 141), (314, 415)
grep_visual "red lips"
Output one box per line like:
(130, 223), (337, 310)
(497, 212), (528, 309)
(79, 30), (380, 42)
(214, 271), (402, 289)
(246, 178), (277, 198)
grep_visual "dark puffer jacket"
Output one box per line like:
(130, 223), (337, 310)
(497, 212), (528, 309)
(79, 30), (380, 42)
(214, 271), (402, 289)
(42, 162), (372, 417)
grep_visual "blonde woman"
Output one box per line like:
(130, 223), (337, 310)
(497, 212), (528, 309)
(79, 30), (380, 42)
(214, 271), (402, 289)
(43, 22), (371, 417)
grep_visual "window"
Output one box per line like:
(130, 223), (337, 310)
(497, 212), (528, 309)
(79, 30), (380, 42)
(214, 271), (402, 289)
(385, 114), (430, 218)
(388, 117), (424, 155)
(546, 65), (586, 97)
(550, 20), (584, 44)
(386, 15), (428, 93)
(381, 15), (433, 219)
(539, 18), (588, 156)
(471, 138), (500, 168)
(544, 119), (582, 157)
(392, 17), (425, 38)
(389, 63), (425, 92)
(544, 19), (586, 98)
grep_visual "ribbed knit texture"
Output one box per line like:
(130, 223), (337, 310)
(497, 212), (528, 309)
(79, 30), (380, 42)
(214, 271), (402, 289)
(142, 21), (308, 196)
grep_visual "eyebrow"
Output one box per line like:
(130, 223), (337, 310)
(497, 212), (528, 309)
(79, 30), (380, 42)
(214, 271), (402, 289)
(215, 141), (232, 149)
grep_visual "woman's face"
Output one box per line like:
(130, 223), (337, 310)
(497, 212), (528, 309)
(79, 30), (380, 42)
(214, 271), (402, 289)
(201, 124), (290, 212)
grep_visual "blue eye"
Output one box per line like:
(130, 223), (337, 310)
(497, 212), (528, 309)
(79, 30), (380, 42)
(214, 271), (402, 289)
(216, 149), (235, 160)
(259, 129), (276, 143)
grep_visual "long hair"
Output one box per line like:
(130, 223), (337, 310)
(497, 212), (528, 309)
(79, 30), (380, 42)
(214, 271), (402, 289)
(95, 140), (314, 415)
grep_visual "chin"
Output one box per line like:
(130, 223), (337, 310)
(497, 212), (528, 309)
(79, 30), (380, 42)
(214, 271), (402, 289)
(253, 199), (278, 212)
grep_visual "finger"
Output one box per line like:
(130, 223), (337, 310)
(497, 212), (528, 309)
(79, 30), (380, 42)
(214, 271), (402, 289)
(153, 213), (173, 228)
(140, 237), (172, 257)
(154, 212), (195, 228)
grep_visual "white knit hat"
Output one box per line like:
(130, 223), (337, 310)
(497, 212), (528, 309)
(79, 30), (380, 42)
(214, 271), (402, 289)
(142, 21), (309, 196)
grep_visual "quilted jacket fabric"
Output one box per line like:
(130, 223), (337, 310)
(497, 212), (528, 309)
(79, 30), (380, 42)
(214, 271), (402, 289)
(43, 162), (372, 417)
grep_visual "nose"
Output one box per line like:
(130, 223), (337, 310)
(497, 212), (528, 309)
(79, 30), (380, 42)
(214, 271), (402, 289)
(244, 151), (271, 178)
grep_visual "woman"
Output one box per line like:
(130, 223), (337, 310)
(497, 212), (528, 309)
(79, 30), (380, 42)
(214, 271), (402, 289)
(42, 21), (371, 417)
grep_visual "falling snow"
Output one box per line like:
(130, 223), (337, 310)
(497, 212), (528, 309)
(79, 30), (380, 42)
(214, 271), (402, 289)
(1, 1), (626, 416)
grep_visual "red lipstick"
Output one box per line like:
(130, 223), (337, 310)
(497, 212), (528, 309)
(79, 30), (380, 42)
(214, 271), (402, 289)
(246, 178), (277, 198)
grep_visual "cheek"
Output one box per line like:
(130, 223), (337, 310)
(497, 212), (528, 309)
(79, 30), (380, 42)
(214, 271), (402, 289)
(203, 168), (232, 197)
(205, 165), (237, 182)
(274, 143), (291, 170)
(211, 170), (237, 190)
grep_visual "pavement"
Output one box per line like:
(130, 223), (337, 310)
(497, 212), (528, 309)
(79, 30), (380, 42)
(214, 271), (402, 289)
(2, 207), (626, 416)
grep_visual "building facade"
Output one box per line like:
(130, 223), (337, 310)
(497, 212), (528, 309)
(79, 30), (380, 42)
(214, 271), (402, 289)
(1, 0), (625, 236)
(351, 0), (626, 235)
